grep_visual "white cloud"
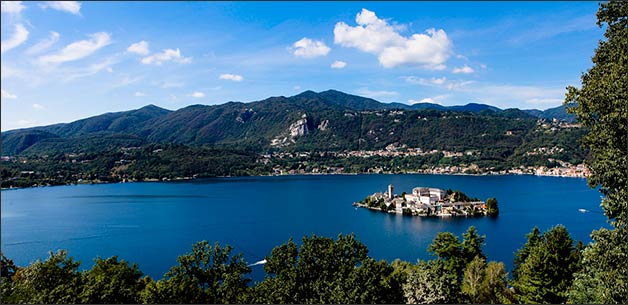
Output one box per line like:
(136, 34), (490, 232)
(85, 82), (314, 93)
(452, 65), (474, 74)
(141, 48), (191, 65)
(410, 98), (435, 104)
(1, 89), (17, 99)
(26, 31), (60, 55)
(1, 1), (25, 15)
(16, 119), (33, 126)
(189, 91), (205, 98)
(32, 103), (45, 110)
(39, 32), (111, 64)
(408, 94), (448, 104)
(40, 1), (81, 15)
(334, 8), (452, 69)
(292, 38), (330, 58)
(62, 57), (118, 81)
(219, 73), (243, 82)
(466, 84), (566, 108)
(331, 60), (347, 69)
(403, 76), (474, 90)
(157, 80), (184, 88)
(1, 24), (29, 54)
(127, 40), (149, 55)
(355, 87), (398, 100)
(134, 91), (146, 97)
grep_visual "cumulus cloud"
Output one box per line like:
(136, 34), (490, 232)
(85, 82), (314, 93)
(127, 40), (149, 55)
(334, 8), (452, 69)
(134, 91), (146, 97)
(40, 1), (81, 15)
(219, 73), (243, 82)
(452, 65), (474, 74)
(1, 24), (29, 54)
(26, 31), (60, 55)
(141, 48), (191, 65)
(331, 60), (347, 69)
(32, 103), (45, 110)
(1, 89), (17, 99)
(39, 32), (111, 64)
(189, 91), (205, 98)
(1, 1), (25, 15)
(292, 38), (330, 58)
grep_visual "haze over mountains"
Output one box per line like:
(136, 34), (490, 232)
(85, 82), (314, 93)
(1, 90), (574, 155)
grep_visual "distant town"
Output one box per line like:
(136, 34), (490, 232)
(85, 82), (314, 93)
(353, 185), (498, 217)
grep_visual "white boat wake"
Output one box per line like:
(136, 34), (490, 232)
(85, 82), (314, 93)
(248, 259), (267, 267)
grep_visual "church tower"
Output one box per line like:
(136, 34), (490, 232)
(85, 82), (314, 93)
(388, 184), (394, 200)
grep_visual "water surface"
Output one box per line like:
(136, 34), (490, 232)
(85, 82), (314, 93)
(1, 174), (607, 281)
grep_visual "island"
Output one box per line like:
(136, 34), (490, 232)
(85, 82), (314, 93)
(353, 184), (499, 217)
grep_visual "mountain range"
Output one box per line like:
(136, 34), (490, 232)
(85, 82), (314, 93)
(1, 90), (575, 155)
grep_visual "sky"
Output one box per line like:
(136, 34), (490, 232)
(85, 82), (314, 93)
(0, 1), (605, 131)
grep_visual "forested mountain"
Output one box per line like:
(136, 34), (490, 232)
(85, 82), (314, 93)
(1, 90), (577, 155)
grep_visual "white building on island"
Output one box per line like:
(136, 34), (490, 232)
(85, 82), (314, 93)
(412, 187), (445, 205)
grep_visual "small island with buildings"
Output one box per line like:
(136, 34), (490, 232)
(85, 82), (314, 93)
(353, 184), (499, 217)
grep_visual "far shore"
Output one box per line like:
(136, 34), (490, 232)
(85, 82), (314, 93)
(1, 170), (587, 191)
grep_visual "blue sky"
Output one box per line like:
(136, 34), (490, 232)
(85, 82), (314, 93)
(1, 1), (603, 131)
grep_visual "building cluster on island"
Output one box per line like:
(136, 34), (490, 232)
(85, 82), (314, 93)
(353, 184), (498, 217)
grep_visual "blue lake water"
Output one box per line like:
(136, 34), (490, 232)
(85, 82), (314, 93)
(1, 174), (607, 282)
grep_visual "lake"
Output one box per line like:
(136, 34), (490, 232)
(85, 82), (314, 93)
(1, 174), (607, 281)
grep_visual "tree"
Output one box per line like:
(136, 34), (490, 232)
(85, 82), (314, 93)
(0, 253), (18, 303)
(427, 231), (465, 280)
(461, 256), (486, 303)
(485, 197), (499, 216)
(253, 234), (403, 304)
(564, 1), (627, 303)
(403, 260), (456, 304)
(8, 250), (82, 304)
(79, 256), (144, 304)
(461, 226), (486, 265)
(512, 225), (581, 304)
(512, 226), (541, 280)
(143, 241), (252, 304)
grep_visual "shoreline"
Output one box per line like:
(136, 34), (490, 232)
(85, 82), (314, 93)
(1, 170), (587, 191)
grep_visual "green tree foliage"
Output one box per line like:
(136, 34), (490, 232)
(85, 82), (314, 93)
(79, 256), (144, 303)
(512, 225), (582, 303)
(461, 256), (485, 303)
(565, 0), (627, 227)
(0, 253), (18, 303)
(403, 260), (457, 304)
(512, 226), (541, 280)
(142, 241), (252, 304)
(421, 227), (487, 303)
(8, 250), (82, 304)
(485, 197), (499, 216)
(461, 226), (486, 264)
(564, 1), (628, 303)
(252, 234), (404, 304)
